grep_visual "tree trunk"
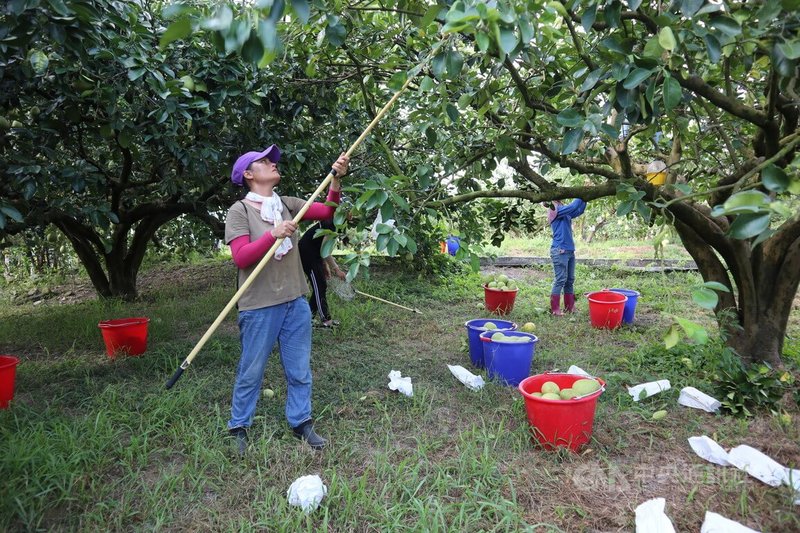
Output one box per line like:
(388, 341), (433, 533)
(672, 212), (799, 366)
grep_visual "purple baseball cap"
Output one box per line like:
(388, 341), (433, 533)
(230, 144), (282, 185)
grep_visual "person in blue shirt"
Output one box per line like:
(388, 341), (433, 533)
(547, 198), (587, 315)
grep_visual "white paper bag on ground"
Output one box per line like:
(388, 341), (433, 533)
(387, 370), (413, 397)
(447, 365), (485, 391)
(728, 445), (787, 487)
(678, 387), (721, 413)
(287, 475), (327, 513)
(688, 436), (731, 466)
(634, 498), (675, 533)
(700, 511), (760, 533)
(567, 365), (591, 377)
(628, 380), (671, 401)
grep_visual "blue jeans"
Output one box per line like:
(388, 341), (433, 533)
(228, 296), (313, 430)
(551, 248), (575, 295)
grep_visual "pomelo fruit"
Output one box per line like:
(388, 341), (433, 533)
(541, 381), (560, 395)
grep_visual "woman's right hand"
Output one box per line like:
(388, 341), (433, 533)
(270, 220), (297, 239)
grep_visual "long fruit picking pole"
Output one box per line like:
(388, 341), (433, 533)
(166, 76), (416, 389)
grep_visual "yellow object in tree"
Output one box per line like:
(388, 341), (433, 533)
(645, 160), (667, 185)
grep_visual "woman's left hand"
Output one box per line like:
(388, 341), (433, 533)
(331, 153), (349, 179)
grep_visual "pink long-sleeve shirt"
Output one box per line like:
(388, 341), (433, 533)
(229, 189), (340, 269)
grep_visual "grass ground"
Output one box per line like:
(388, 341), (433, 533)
(488, 234), (693, 261)
(0, 256), (798, 531)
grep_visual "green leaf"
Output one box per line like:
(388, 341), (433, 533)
(159, 17), (191, 48)
(680, 0), (704, 17)
(662, 74), (681, 112)
(728, 213), (771, 240)
(580, 68), (603, 92)
(241, 34), (264, 65)
(616, 200), (634, 216)
(581, 5), (596, 32)
(658, 27), (677, 51)
(643, 36), (665, 59)
(445, 103), (459, 122)
(268, 0), (285, 23)
(675, 317), (709, 344)
(498, 27), (518, 54)
(431, 52), (447, 80)
(420, 5), (441, 28)
(777, 40), (800, 60)
(721, 190), (770, 213)
(418, 76), (434, 92)
(324, 21), (346, 47)
(556, 109), (583, 127)
(623, 68), (654, 89)
(702, 281), (730, 293)
(762, 164), (790, 192)
(628, 0), (643, 10)
(709, 15), (741, 37)
(561, 128), (583, 155)
(290, 0), (310, 24)
(0, 205), (23, 222)
(476, 32), (490, 52)
(704, 34), (722, 63)
(664, 324), (680, 349)
(28, 50), (49, 75)
(320, 236), (336, 258)
(387, 72), (407, 91)
(446, 51), (464, 78)
(692, 287), (718, 309)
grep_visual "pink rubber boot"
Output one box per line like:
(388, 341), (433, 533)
(550, 294), (563, 316)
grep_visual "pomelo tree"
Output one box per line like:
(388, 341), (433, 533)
(191, 0), (798, 365)
(0, 0), (351, 299)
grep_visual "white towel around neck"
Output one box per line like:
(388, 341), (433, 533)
(245, 191), (293, 260)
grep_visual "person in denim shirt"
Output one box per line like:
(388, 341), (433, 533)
(547, 198), (587, 315)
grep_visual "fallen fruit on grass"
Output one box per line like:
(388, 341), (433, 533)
(520, 322), (536, 332)
(541, 381), (560, 394)
(652, 410), (667, 420)
(263, 388), (275, 398)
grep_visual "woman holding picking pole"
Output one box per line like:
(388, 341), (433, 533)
(224, 144), (349, 454)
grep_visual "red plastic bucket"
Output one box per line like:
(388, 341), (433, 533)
(587, 290), (627, 329)
(98, 317), (150, 357)
(518, 373), (605, 451)
(0, 355), (20, 409)
(484, 285), (519, 315)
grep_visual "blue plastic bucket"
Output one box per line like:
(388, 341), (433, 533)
(479, 330), (538, 386)
(464, 319), (517, 368)
(445, 236), (461, 256)
(609, 288), (640, 324)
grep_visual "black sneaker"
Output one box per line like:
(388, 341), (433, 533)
(292, 420), (327, 450)
(229, 427), (248, 456)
